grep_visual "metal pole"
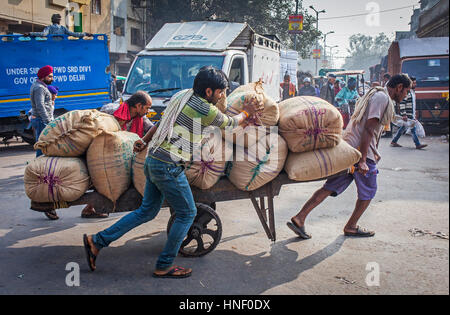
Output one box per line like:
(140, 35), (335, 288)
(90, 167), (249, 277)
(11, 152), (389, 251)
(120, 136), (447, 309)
(315, 12), (319, 76)
(294, 0), (299, 51)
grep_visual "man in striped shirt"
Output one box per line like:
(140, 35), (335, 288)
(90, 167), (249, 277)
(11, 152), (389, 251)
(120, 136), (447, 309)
(391, 77), (428, 149)
(83, 66), (263, 278)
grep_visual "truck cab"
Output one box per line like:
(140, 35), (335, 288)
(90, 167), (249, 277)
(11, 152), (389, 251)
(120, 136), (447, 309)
(388, 37), (449, 133)
(122, 21), (281, 122)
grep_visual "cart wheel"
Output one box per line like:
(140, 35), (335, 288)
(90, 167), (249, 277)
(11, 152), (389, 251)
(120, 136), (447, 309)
(167, 203), (222, 257)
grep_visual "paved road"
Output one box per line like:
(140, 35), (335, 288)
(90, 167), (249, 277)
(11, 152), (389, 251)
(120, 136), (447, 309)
(0, 136), (448, 295)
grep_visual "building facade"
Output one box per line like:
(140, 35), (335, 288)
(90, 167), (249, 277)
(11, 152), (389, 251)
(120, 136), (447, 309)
(0, 0), (147, 76)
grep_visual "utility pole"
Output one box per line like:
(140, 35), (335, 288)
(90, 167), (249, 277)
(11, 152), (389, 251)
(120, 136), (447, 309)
(309, 6), (325, 76)
(294, 0), (299, 51)
(323, 31), (334, 62)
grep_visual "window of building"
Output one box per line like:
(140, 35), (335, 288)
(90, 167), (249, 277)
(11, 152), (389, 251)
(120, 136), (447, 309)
(131, 27), (142, 46)
(113, 16), (125, 36)
(91, 0), (102, 15)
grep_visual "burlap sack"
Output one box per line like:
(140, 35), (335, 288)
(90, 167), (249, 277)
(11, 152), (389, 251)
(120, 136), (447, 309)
(132, 147), (148, 197)
(284, 140), (362, 182)
(24, 156), (90, 203)
(228, 133), (288, 191)
(228, 81), (279, 125)
(231, 81), (279, 126)
(279, 96), (343, 153)
(34, 109), (121, 157)
(185, 131), (233, 190)
(87, 131), (140, 203)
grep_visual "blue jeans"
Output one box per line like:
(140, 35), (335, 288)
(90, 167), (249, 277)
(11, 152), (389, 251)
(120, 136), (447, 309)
(92, 156), (197, 270)
(392, 126), (421, 147)
(30, 117), (46, 157)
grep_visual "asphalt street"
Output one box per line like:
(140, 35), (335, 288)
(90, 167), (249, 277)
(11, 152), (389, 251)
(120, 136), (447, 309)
(0, 135), (448, 295)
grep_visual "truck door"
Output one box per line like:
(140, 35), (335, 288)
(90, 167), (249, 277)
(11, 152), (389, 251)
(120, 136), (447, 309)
(228, 55), (247, 93)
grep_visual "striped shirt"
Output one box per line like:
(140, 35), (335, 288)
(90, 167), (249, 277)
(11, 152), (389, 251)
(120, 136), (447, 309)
(397, 90), (416, 119)
(149, 94), (239, 164)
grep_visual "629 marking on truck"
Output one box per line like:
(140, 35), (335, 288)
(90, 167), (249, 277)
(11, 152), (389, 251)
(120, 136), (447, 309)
(172, 35), (208, 41)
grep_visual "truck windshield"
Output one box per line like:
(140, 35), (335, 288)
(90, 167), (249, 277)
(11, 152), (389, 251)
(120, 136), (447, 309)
(402, 58), (449, 88)
(125, 55), (225, 97)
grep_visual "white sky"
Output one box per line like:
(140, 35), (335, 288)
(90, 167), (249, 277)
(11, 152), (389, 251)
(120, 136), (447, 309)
(298, 0), (421, 66)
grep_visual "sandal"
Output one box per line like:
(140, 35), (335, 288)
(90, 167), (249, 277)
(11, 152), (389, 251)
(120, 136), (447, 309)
(287, 220), (311, 239)
(83, 234), (97, 271)
(44, 210), (59, 220)
(81, 212), (109, 219)
(344, 226), (375, 238)
(152, 266), (192, 279)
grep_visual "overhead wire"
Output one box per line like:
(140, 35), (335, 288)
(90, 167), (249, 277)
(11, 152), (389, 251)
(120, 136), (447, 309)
(320, 4), (416, 21)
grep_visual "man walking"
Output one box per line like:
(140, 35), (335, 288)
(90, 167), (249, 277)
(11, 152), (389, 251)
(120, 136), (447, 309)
(391, 77), (427, 150)
(83, 67), (263, 278)
(287, 74), (412, 239)
(30, 66), (54, 157)
(320, 74), (336, 105)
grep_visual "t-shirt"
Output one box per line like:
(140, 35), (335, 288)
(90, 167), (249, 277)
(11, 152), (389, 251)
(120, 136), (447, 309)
(343, 91), (390, 163)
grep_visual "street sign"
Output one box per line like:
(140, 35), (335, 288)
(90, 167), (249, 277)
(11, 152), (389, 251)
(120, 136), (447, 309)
(313, 49), (321, 59)
(289, 15), (303, 34)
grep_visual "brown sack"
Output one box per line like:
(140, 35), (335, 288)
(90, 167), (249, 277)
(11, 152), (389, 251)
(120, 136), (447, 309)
(132, 147), (148, 197)
(185, 130), (233, 190)
(34, 109), (120, 157)
(228, 81), (279, 125)
(284, 140), (362, 182)
(87, 131), (140, 203)
(228, 133), (288, 191)
(279, 96), (343, 153)
(24, 156), (90, 203)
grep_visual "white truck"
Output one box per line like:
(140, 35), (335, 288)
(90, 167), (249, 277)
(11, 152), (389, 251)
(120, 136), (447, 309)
(122, 21), (282, 121)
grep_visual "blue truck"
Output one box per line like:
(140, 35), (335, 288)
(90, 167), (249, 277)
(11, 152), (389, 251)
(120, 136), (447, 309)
(0, 34), (113, 144)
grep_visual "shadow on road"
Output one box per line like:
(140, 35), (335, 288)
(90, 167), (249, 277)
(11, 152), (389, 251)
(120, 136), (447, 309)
(0, 224), (347, 294)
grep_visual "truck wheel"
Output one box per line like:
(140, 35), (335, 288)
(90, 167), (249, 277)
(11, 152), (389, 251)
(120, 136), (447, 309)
(167, 203), (222, 257)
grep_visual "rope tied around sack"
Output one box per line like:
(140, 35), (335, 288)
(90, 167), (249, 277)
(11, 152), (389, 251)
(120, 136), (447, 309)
(245, 147), (272, 191)
(39, 173), (62, 202)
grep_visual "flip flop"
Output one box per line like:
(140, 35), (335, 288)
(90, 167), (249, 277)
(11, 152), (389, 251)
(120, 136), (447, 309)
(287, 221), (312, 239)
(83, 234), (97, 271)
(152, 266), (192, 279)
(81, 212), (109, 219)
(344, 226), (375, 238)
(44, 210), (59, 220)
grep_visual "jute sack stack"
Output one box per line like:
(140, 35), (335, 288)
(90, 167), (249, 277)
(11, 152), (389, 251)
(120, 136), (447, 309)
(284, 141), (362, 182)
(279, 96), (343, 153)
(185, 130), (233, 190)
(24, 156), (90, 203)
(228, 133), (288, 191)
(87, 131), (140, 203)
(34, 109), (121, 157)
(132, 147), (148, 197)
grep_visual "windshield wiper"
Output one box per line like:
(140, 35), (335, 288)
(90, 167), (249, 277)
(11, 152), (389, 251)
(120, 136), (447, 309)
(147, 88), (181, 94)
